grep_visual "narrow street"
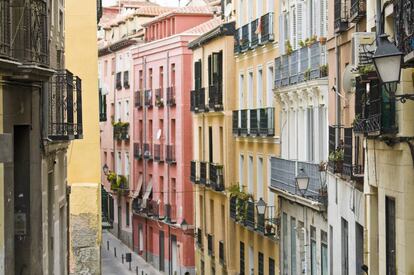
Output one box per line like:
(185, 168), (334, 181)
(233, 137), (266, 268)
(101, 231), (162, 275)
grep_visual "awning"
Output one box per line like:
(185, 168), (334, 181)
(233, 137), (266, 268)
(130, 174), (143, 198)
(142, 180), (153, 200)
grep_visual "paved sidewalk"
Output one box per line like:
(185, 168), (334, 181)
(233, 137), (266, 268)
(101, 230), (162, 275)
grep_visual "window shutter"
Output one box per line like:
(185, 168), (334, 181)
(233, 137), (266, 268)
(279, 14), (285, 54)
(297, 2), (303, 47)
(208, 55), (212, 87)
(218, 51), (223, 83)
(292, 7), (297, 49)
(194, 60), (202, 90)
(320, 0), (327, 37)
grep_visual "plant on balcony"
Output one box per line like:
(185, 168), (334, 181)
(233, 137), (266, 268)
(329, 148), (344, 173)
(320, 64), (328, 77)
(319, 161), (327, 172)
(285, 40), (293, 55)
(319, 36), (327, 45)
(358, 64), (375, 75)
(227, 184), (253, 222)
(304, 68), (311, 81)
(306, 35), (318, 47)
(155, 97), (164, 107)
(265, 223), (275, 234)
(298, 40), (306, 48)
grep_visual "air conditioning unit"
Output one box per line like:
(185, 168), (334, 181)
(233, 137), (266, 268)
(351, 32), (376, 70)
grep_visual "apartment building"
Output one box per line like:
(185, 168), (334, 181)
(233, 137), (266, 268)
(326, 0), (368, 274)
(131, 7), (215, 274)
(188, 17), (236, 275)
(230, 0), (281, 274)
(270, 0), (329, 274)
(0, 0), (83, 274)
(98, 4), (168, 248)
(361, 0), (414, 274)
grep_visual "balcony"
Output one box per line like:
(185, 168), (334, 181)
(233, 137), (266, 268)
(349, 0), (366, 23)
(164, 203), (177, 223)
(155, 88), (164, 107)
(328, 125), (343, 174)
(153, 144), (163, 162)
(165, 144), (176, 164)
(147, 200), (160, 218)
(200, 161), (208, 184)
(234, 12), (274, 54)
(116, 72), (122, 90)
(233, 108), (275, 137)
(352, 77), (396, 135)
(48, 70), (83, 141)
(229, 196), (280, 237)
(166, 86), (176, 106)
(275, 42), (327, 89)
(270, 157), (327, 207)
(190, 160), (199, 183)
(113, 122), (129, 141)
(207, 234), (214, 256)
(145, 90), (153, 107)
(197, 228), (203, 248)
(334, 0), (348, 33)
(134, 143), (142, 159)
(135, 90), (143, 108)
(109, 174), (129, 195)
(394, 0), (414, 65)
(209, 163), (224, 191)
(208, 83), (223, 111)
(143, 143), (152, 159)
(123, 71), (130, 89)
(0, 0), (10, 58)
(191, 88), (206, 113)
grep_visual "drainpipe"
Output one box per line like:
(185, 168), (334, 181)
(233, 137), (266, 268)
(335, 34), (341, 148)
(166, 51), (172, 275)
(142, 56), (148, 262)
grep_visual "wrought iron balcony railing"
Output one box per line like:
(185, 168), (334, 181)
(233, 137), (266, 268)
(153, 144), (163, 162)
(394, 0), (414, 63)
(165, 144), (176, 164)
(164, 203), (177, 223)
(109, 174), (129, 194)
(48, 70), (83, 141)
(113, 123), (129, 141)
(144, 90), (153, 107)
(0, 0), (10, 58)
(208, 83), (223, 111)
(207, 234), (214, 256)
(197, 228), (203, 248)
(250, 19), (259, 47)
(190, 88), (206, 113)
(13, 0), (49, 66)
(245, 200), (255, 229)
(241, 24), (250, 52)
(190, 160), (199, 183)
(166, 86), (176, 106)
(134, 143), (142, 159)
(349, 0), (366, 23)
(260, 12), (274, 43)
(334, 0), (348, 33)
(234, 29), (241, 53)
(143, 143), (152, 159)
(154, 88), (164, 107)
(270, 157), (328, 206)
(123, 71), (130, 89)
(233, 108), (275, 137)
(200, 161), (208, 184)
(209, 163), (224, 191)
(135, 90), (143, 108)
(274, 57), (282, 88)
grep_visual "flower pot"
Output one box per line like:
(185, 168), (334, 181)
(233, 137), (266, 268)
(334, 160), (343, 173)
(319, 37), (327, 45)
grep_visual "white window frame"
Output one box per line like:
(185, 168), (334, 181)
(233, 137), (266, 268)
(248, 155), (254, 194)
(257, 66), (263, 108)
(266, 63), (274, 107)
(248, 69), (254, 109)
(257, 156), (264, 200)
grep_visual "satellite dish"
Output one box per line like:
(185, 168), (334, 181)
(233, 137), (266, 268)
(342, 64), (356, 93)
(156, 129), (162, 140)
(224, 3), (232, 17)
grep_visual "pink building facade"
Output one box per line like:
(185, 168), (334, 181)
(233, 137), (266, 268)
(131, 7), (215, 274)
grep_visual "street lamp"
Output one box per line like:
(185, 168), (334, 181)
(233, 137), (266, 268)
(256, 198), (267, 216)
(296, 167), (310, 196)
(102, 164), (109, 175)
(181, 219), (189, 231)
(372, 34), (404, 84)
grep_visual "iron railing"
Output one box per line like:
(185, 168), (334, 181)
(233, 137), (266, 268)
(143, 143), (152, 159)
(232, 111), (239, 136)
(197, 228), (203, 248)
(241, 24), (250, 51)
(153, 144), (163, 162)
(249, 109), (259, 136)
(48, 70), (83, 140)
(155, 88), (164, 107)
(209, 163), (224, 191)
(230, 196), (237, 220)
(394, 0), (414, 60)
(190, 88), (206, 113)
(270, 157), (327, 206)
(233, 108), (275, 137)
(0, 0), (10, 57)
(234, 28), (241, 53)
(240, 109), (248, 136)
(165, 144), (176, 163)
(113, 123), (129, 141)
(144, 90), (153, 107)
(250, 19), (259, 47)
(274, 57), (282, 88)
(281, 55), (289, 86)
(190, 160), (198, 183)
(97, 0), (103, 22)
(200, 161), (208, 184)
(167, 86), (176, 106)
(135, 90), (143, 108)
(261, 12), (274, 43)
(134, 143), (142, 159)
(349, 0), (366, 23)
(116, 72), (122, 90)
(208, 83), (223, 111)
(334, 0), (348, 33)
(343, 127), (353, 176)
(123, 71), (130, 89)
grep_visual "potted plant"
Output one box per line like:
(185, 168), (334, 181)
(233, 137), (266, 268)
(319, 161), (327, 172)
(265, 223), (274, 235)
(328, 148), (344, 173)
(304, 68), (311, 81)
(227, 184), (253, 222)
(319, 36), (327, 45)
(298, 40), (306, 48)
(320, 64), (328, 77)
(285, 40), (293, 55)
(358, 64), (377, 82)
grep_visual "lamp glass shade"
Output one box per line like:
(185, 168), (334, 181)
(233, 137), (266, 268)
(296, 168), (309, 193)
(102, 164), (109, 174)
(373, 54), (402, 83)
(256, 198), (266, 215)
(181, 219), (189, 231)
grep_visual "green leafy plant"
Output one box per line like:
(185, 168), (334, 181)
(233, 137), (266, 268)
(304, 68), (311, 81)
(298, 40), (306, 48)
(320, 64), (328, 77)
(328, 148), (344, 162)
(227, 184), (253, 222)
(358, 64), (375, 75)
(285, 40), (293, 55)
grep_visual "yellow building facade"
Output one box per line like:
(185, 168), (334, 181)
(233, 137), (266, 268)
(189, 21), (237, 274)
(65, 1), (102, 274)
(230, 0), (281, 273)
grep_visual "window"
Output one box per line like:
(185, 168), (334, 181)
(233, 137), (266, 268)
(258, 252), (264, 275)
(239, 155), (244, 190)
(239, 73), (244, 108)
(116, 152), (121, 175)
(125, 100), (129, 120)
(240, 242), (245, 275)
(123, 71), (130, 88)
(171, 63), (176, 87)
(111, 57), (116, 75)
(282, 212), (288, 275)
(307, 107), (314, 162)
(266, 65), (274, 107)
(257, 0), (263, 17)
(125, 153), (129, 176)
(149, 68), (153, 90)
(341, 218), (349, 275)
(311, 226), (317, 275)
(257, 67), (263, 107)
(298, 221), (305, 274)
(355, 223), (364, 275)
(386, 197), (396, 275)
(269, 257), (275, 275)
(159, 66), (164, 89)
(321, 230), (328, 275)
(208, 51), (223, 87)
(139, 70), (143, 90)
(248, 71), (253, 108)
(238, 0), (244, 26)
(291, 217), (297, 274)
(248, 156), (253, 194)
(116, 101), (121, 122)
(257, 157), (264, 199)
(194, 60), (202, 90)
(104, 60), (108, 77)
(126, 202), (130, 226)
